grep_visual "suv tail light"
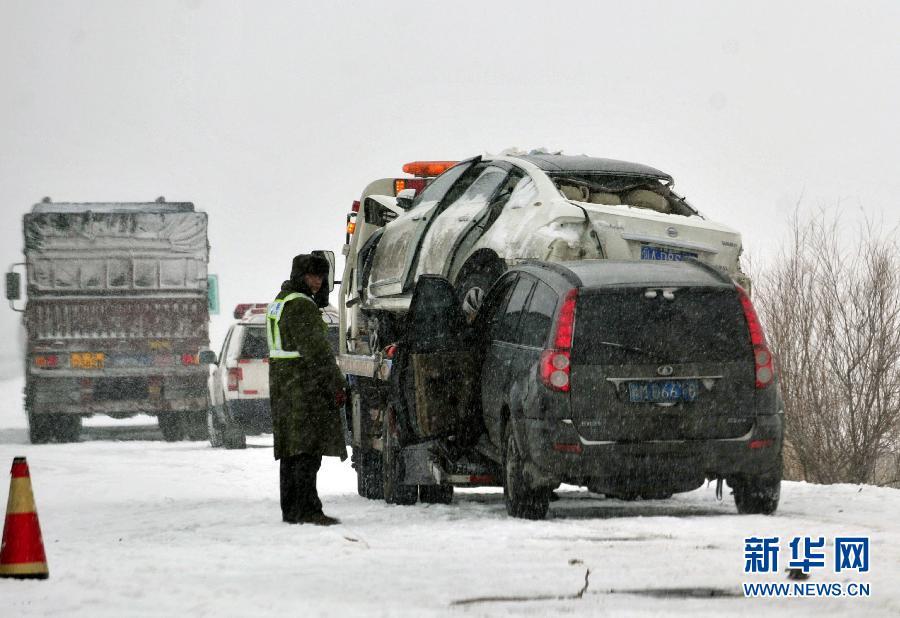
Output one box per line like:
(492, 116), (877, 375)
(227, 367), (243, 392)
(540, 288), (579, 392)
(736, 285), (775, 389)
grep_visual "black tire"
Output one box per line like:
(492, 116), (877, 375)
(356, 448), (384, 499)
(419, 485), (454, 504)
(158, 413), (184, 442)
(27, 412), (51, 444)
(382, 409), (417, 505)
(732, 474), (781, 515)
(28, 413), (80, 444)
(222, 426), (247, 450)
(641, 491), (673, 500)
(503, 424), (550, 519)
(456, 260), (505, 319)
(207, 409), (224, 447)
(183, 410), (209, 441)
(55, 415), (82, 443)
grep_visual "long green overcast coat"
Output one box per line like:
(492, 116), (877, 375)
(269, 282), (347, 461)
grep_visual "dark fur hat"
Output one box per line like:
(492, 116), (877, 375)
(290, 254), (330, 280)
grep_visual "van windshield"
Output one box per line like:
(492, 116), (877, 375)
(573, 288), (749, 365)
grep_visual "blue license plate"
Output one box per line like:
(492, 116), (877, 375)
(628, 380), (700, 403)
(640, 246), (698, 261)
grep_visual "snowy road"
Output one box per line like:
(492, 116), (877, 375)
(1, 376), (898, 617)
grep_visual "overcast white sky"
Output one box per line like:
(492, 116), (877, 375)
(1, 0), (898, 350)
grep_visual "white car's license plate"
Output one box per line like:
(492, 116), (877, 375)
(640, 245), (698, 261)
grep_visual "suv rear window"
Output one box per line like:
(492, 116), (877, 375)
(239, 326), (269, 359)
(573, 288), (749, 364)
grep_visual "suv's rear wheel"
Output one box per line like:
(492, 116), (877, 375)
(732, 473), (781, 515)
(503, 424), (550, 519)
(382, 408), (417, 505)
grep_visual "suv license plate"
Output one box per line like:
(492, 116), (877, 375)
(628, 380), (699, 403)
(640, 246), (698, 261)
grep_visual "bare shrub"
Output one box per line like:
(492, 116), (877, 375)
(754, 210), (900, 485)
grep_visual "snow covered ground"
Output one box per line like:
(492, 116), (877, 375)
(0, 374), (898, 617)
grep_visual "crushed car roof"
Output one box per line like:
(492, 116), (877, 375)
(513, 154), (672, 181)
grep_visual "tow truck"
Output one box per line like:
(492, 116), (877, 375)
(331, 155), (752, 505)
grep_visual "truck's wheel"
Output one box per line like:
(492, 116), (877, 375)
(158, 413), (184, 442)
(355, 448), (384, 500)
(419, 485), (454, 504)
(183, 410), (209, 441)
(382, 409), (417, 505)
(503, 424), (550, 519)
(54, 415), (82, 443)
(27, 413), (52, 444)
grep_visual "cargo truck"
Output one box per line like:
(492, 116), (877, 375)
(6, 198), (214, 443)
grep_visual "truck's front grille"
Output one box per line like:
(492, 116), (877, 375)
(27, 298), (208, 340)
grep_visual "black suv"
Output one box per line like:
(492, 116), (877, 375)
(403, 259), (783, 519)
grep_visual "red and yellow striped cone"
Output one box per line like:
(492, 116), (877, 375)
(0, 457), (49, 579)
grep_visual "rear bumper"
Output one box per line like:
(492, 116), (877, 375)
(27, 374), (207, 417)
(29, 397), (208, 416)
(519, 414), (783, 493)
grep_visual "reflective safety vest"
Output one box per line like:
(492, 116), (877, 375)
(266, 292), (316, 359)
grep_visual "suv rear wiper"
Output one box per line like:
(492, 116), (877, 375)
(597, 341), (669, 364)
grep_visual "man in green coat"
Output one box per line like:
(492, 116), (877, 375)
(267, 254), (347, 525)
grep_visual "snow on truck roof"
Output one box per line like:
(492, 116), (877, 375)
(31, 202), (196, 214)
(513, 154), (672, 181)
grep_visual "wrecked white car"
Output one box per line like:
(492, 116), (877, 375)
(359, 154), (748, 319)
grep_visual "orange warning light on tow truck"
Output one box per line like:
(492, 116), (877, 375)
(401, 161), (458, 177)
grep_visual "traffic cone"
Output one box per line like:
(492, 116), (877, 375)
(0, 457), (49, 579)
